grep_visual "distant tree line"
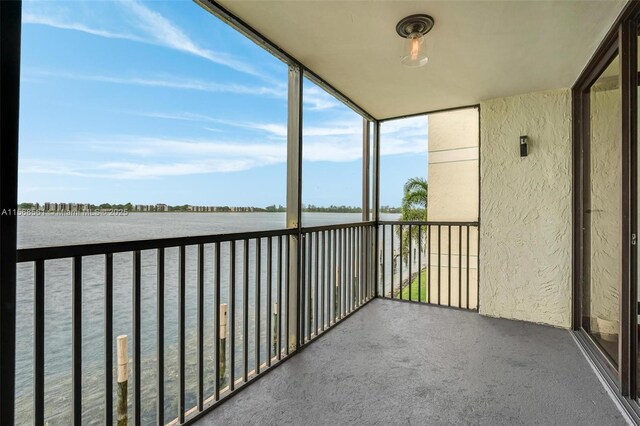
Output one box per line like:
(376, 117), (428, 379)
(18, 202), (402, 213)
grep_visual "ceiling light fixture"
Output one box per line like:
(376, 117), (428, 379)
(396, 14), (434, 68)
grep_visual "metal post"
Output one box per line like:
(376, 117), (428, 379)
(0, 1), (22, 419)
(286, 64), (302, 352)
(372, 121), (381, 297)
(362, 118), (370, 221)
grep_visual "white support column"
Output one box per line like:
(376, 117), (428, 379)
(286, 64), (302, 352)
(372, 121), (381, 297)
(362, 118), (371, 222)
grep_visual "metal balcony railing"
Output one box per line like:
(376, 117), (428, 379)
(16, 221), (377, 425)
(378, 221), (479, 310)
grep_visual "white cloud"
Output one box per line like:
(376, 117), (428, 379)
(120, 0), (262, 76)
(22, 13), (145, 42)
(23, 0), (263, 77)
(21, 136), (287, 179)
(304, 86), (341, 111)
(27, 70), (286, 98)
(19, 111), (428, 181)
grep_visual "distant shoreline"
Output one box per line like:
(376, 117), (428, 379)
(16, 206), (402, 214)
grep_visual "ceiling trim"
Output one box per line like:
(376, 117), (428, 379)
(196, 0), (377, 122)
(379, 103), (480, 123)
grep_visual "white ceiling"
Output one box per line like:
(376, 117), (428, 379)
(216, 0), (626, 120)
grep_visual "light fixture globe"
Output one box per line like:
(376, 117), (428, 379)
(396, 14), (434, 68)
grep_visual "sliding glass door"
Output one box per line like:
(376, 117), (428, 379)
(582, 55), (622, 367)
(574, 5), (640, 410)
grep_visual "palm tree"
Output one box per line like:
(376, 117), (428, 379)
(396, 177), (428, 265)
(401, 177), (428, 221)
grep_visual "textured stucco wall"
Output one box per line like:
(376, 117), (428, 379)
(480, 89), (572, 328)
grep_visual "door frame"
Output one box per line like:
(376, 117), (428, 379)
(572, 0), (640, 412)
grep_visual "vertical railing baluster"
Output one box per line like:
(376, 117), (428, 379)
(382, 225), (386, 298)
(458, 226), (462, 308)
(476, 226), (479, 310)
(314, 231), (319, 335)
(229, 241), (236, 390)
(325, 230), (332, 328)
(178, 246), (185, 423)
(277, 236), (283, 359)
(105, 255), (114, 426)
(336, 230), (341, 319)
(369, 226), (372, 301)
(408, 225), (412, 301)
(345, 228), (348, 314)
(214, 242), (221, 400)
(427, 225), (431, 304)
(336, 229), (340, 318)
(364, 226), (368, 304)
(341, 229), (346, 317)
(322, 231), (327, 331)
(358, 226), (369, 306)
(466, 226), (470, 309)
(34, 260), (45, 426)
(352, 227), (356, 310)
(390, 224), (394, 299)
(300, 234), (306, 343)
(156, 249), (164, 425)
(243, 239), (249, 382)
(448, 225), (452, 307)
(363, 226), (367, 302)
(355, 226), (358, 307)
(343, 229), (347, 314)
(358, 227), (362, 306)
(418, 225), (422, 303)
(331, 229), (340, 324)
(354, 226), (357, 307)
(302, 233), (313, 340)
(349, 227), (352, 311)
(365, 226), (369, 301)
(266, 237), (272, 367)
(72, 256), (82, 425)
(360, 226), (375, 304)
(197, 244), (204, 411)
(255, 238), (261, 375)
(437, 225), (441, 305)
(348, 227), (352, 311)
(399, 225), (403, 301)
(133, 251), (141, 425)
(285, 236), (290, 355)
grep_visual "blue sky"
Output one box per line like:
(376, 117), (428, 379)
(19, 0), (428, 208)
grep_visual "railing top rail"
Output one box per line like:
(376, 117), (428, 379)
(16, 220), (380, 263)
(300, 220), (376, 233)
(17, 227), (297, 263)
(378, 220), (479, 226)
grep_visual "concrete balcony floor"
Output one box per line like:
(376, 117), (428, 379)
(198, 299), (625, 425)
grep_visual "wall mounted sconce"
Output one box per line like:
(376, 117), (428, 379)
(520, 136), (528, 157)
(396, 14), (434, 68)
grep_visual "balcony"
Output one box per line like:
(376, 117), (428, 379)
(3, 0), (640, 425)
(199, 299), (624, 425)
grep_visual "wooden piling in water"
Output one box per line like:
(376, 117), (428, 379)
(272, 303), (278, 356)
(116, 335), (128, 426)
(219, 304), (227, 387)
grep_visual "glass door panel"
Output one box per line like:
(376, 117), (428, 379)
(583, 55), (621, 366)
